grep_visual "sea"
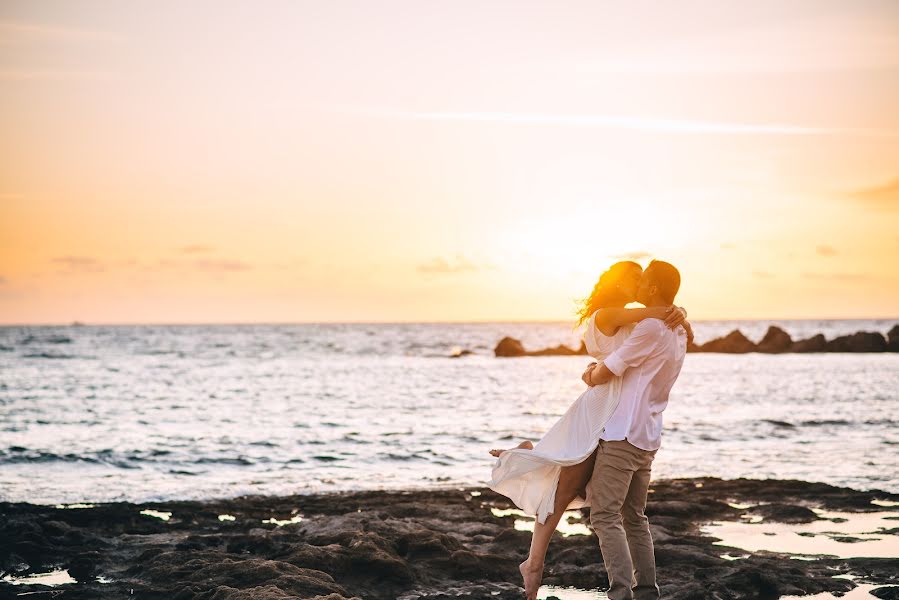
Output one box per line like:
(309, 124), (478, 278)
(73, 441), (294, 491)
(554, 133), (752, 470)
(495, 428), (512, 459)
(1, 319), (897, 505)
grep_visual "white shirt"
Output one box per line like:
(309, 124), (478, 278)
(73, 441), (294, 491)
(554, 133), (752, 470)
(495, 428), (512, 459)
(600, 318), (687, 451)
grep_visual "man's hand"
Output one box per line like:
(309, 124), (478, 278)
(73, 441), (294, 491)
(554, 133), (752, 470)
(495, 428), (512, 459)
(582, 362), (598, 385)
(663, 306), (688, 330)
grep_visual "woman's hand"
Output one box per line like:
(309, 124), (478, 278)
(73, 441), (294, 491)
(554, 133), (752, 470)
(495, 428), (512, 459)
(582, 362), (597, 386)
(683, 320), (695, 345)
(663, 306), (687, 330)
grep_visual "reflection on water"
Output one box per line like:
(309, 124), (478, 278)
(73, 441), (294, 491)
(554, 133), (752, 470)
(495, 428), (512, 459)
(539, 585), (607, 599)
(1, 568), (77, 586)
(781, 583), (892, 599)
(261, 513), (303, 526)
(491, 507), (592, 536)
(702, 508), (899, 558)
(139, 508), (172, 521)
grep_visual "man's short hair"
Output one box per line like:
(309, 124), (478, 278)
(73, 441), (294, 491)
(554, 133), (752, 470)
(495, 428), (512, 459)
(645, 260), (680, 303)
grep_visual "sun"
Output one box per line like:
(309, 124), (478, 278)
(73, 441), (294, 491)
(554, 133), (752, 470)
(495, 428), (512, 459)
(490, 202), (687, 278)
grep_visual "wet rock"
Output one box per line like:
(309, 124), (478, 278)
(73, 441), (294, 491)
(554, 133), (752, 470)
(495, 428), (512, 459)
(719, 566), (784, 597)
(697, 330), (757, 353)
(494, 337), (526, 357)
(873, 586), (899, 599)
(68, 551), (101, 582)
(494, 337), (586, 357)
(792, 333), (828, 353)
(827, 331), (888, 353)
(757, 326), (793, 353)
(527, 343), (583, 356)
(140, 553), (350, 597)
(747, 503), (820, 524)
(888, 325), (899, 352)
(2, 478), (897, 599)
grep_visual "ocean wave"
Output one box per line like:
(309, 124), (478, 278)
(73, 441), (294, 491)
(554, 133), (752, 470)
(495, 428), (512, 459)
(21, 352), (79, 359)
(18, 334), (72, 345)
(0, 448), (102, 464)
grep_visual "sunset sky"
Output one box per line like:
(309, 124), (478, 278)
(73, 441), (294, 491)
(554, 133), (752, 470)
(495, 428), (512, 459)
(2, 0), (898, 324)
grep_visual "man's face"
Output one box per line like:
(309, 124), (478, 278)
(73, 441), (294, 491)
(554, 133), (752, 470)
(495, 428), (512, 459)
(619, 267), (642, 302)
(636, 271), (655, 306)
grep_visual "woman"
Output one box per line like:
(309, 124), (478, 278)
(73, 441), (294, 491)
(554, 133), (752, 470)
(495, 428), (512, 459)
(486, 261), (692, 600)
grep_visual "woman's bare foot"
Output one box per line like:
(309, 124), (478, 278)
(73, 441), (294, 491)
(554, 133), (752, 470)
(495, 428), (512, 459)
(489, 440), (534, 457)
(519, 558), (544, 600)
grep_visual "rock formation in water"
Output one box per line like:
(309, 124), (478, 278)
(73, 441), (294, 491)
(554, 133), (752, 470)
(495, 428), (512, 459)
(494, 337), (585, 357)
(494, 324), (899, 356)
(690, 326), (895, 354)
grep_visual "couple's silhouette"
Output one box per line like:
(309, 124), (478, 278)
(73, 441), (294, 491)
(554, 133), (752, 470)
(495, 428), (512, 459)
(488, 260), (688, 600)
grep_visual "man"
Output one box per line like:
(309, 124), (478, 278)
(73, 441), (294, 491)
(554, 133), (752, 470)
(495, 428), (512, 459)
(581, 260), (687, 600)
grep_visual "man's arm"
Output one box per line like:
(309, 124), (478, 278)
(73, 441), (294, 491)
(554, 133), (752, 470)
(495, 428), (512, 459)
(585, 361), (616, 385)
(584, 319), (666, 386)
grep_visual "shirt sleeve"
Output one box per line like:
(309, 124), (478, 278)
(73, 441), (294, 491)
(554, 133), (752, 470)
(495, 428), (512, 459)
(603, 319), (665, 376)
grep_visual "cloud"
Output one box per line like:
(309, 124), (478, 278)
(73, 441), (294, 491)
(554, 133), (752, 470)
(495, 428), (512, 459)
(0, 21), (121, 82)
(720, 243), (736, 250)
(336, 106), (896, 137)
(849, 178), (899, 210)
(0, 20), (123, 44)
(193, 259), (252, 272)
(612, 251), (652, 261)
(418, 255), (480, 274)
(0, 275), (7, 284)
(51, 256), (105, 272)
(752, 270), (775, 279)
(0, 69), (115, 81)
(802, 272), (868, 281)
(815, 245), (838, 257)
(179, 244), (214, 254)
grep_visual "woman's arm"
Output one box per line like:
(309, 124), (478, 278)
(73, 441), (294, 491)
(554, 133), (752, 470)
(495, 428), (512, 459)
(594, 306), (687, 336)
(682, 320), (695, 346)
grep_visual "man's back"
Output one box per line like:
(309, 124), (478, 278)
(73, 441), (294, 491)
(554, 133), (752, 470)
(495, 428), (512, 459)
(600, 318), (687, 451)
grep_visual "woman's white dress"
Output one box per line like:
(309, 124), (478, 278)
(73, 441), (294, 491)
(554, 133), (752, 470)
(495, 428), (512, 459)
(487, 312), (633, 525)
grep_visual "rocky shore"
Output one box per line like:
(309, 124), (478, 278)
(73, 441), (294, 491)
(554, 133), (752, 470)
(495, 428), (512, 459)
(493, 324), (899, 357)
(2, 478), (897, 599)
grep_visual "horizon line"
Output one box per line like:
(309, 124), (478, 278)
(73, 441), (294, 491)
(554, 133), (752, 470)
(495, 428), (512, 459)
(2, 316), (898, 328)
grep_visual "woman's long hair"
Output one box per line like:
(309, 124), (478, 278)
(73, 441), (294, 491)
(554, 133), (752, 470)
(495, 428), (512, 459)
(573, 261), (642, 328)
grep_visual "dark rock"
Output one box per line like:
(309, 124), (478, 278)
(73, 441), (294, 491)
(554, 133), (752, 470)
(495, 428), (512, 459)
(1, 478), (897, 599)
(747, 503), (820, 524)
(494, 337), (586, 357)
(888, 325), (899, 352)
(873, 586), (899, 600)
(757, 326), (793, 353)
(697, 330), (757, 353)
(494, 337), (526, 357)
(792, 334), (828, 353)
(719, 566), (782, 596)
(826, 331), (888, 352)
(527, 343), (582, 356)
(68, 551), (101, 581)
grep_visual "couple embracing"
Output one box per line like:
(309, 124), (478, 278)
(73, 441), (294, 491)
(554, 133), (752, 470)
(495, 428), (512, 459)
(488, 260), (690, 600)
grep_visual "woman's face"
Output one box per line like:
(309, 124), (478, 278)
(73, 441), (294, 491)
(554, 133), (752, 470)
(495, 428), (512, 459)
(618, 267), (643, 302)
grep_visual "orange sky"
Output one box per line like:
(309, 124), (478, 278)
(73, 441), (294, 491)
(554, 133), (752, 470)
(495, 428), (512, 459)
(2, 1), (898, 324)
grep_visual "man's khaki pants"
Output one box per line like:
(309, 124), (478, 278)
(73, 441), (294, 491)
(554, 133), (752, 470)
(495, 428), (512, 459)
(588, 439), (659, 600)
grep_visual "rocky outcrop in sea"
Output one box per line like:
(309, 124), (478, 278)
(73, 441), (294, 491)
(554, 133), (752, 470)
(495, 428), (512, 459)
(492, 324), (899, 356)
